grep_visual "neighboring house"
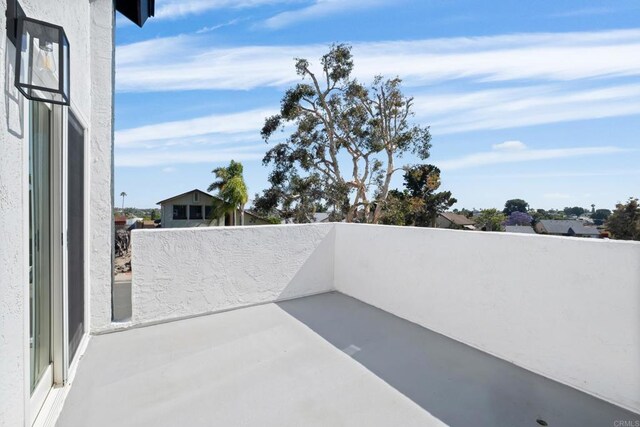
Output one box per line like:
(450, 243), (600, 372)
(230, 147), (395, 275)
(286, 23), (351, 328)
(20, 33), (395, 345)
(126, 217), (143, 228)
(158, 189), (270, 228)
(505, 225), (536, 234)
(158, 189), (225, 228)
(535, 220), (601, 238)
(436, 212), (476, 230)
(244, 210), (273, 226)
(114, 215), (127, 230)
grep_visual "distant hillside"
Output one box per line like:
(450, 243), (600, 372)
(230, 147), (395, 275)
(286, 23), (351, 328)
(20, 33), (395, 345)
(115, 207), (160, 220)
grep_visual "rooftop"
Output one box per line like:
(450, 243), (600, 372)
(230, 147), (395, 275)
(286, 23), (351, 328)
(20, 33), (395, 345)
(57, 223), (640, 425)
(58, 292), (634, 427)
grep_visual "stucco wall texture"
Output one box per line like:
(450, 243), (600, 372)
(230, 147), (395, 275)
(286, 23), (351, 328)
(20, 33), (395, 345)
(131, 224), (335, 326)
(131, 223), (640, 414)
(0, 1), (114, 425)
(334, 223), (640, 415)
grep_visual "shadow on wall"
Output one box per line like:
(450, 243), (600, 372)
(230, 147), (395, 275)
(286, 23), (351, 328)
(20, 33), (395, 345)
(276, 292), (639, 427)
(277, 225), (336, 301)
(128, 224), (336, 326)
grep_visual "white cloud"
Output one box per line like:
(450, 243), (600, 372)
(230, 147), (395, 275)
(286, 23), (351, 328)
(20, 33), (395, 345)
(492, 140), (527, 151)
(115, 108), (276, 147)
(162, 166), (177, 173)
(154, 0), (296, 20)
(262, 0), (386, 29)
(116, 29), (640, 92)
(437, 145), (627, 171)
(415, 83), (640, 134)
(116, 147), (265, 167)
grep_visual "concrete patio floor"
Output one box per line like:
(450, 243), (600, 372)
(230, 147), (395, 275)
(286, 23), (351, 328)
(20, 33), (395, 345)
(57, 292), (638, 426)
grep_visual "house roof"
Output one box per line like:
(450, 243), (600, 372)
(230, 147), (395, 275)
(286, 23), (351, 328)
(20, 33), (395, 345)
(539, 220), (600, 236)
(156, 189), (218, 205)
(505, 225), (536, 234)
(439, 212), (475, 226)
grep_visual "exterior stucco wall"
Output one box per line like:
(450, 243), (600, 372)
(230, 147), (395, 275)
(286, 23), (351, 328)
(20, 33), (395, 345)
(129, 224), (335, 326)
(0, 0), (113, 424)
(334, 223), (640, 413)
(88, 0), (115, 332)
(0, 0), (28, 420)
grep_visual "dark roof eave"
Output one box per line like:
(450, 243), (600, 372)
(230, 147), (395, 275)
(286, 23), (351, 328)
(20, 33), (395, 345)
(115, 0), (155, 27)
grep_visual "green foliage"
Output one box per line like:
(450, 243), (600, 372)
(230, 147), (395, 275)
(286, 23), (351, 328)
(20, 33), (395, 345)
(592, 209), (612, 221)
(503, 199), (529, 215)
(606, 198), (640, 241)
(208, 160), (249, 222)
(563, 206), (587, 217)
(474, 209), (506, 231)
(380, 165), (456, 227)
(256, 44), (432, 224)
(116, 207), (159, 219)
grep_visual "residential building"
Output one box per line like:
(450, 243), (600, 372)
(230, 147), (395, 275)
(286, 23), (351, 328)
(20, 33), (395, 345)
(158, 189), (270, 228)
(505, 225), (536, 234)
(1, 1), (639, 426)
(435, 212), (476, 230)
(535, 220), (601, 238)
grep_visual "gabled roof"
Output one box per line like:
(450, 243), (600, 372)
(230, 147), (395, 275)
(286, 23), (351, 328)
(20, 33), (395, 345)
(539, 220), (600, 236)
(439, 212), (475, 226)
(156, 189), (218, 205)
(505, 225), (536, 234)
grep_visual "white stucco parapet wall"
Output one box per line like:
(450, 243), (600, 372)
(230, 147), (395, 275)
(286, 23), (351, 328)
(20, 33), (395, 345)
(334, 223), (640, 415)
(130, 224), (335, 326)
(131, 223), (640, 415)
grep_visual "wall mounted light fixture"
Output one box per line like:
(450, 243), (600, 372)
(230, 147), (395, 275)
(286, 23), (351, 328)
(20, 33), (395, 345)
(7, 0), (70, 105)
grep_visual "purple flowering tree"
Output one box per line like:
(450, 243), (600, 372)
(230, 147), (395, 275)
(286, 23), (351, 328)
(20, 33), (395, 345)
(503, 211), (533, 226)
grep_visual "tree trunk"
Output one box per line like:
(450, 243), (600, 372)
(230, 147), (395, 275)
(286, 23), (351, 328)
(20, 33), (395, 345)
(240, 206), (245, 226)
(372, 150), (394, 224)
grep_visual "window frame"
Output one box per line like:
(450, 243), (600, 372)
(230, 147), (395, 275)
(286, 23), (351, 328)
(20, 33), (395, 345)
(189, 205), (203, 220)
(172, 205), (187, 220)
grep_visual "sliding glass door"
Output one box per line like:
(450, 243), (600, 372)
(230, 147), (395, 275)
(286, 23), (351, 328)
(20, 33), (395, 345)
(29, 102), (53, 398)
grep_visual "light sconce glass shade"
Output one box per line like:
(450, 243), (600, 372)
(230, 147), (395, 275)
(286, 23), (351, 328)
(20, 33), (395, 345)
(15, 17), (70, 105)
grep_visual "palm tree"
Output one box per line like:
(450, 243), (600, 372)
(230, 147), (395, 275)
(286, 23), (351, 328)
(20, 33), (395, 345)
(120, 191), (127, 211)
(208, 161), (248, 226)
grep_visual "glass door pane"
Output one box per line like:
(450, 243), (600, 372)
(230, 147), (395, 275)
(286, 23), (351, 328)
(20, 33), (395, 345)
(30, 101), (52, 392)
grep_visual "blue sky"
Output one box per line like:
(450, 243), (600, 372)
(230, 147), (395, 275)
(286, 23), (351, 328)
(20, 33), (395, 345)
(114, 0), (640, 211)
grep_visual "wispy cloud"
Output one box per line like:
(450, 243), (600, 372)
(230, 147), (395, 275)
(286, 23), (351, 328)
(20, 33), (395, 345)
(116, 148), (265, 167)
(115, 108), (276, 147)
(262, 0), (387, 29)
(417, 83), (640, 134)
(552, 7), (616, 18)
(437, 142), (628, 171)
(116, 29), (640, 92)
(154, 0), (297, 20)
(196, 18), (246, 34)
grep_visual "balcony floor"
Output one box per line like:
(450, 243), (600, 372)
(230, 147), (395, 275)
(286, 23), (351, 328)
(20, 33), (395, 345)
(57, 292), (637, 426)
